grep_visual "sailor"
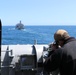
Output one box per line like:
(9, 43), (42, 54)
(43, 29), (76, 75)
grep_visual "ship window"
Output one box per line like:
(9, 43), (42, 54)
(20, 55), (36, 69)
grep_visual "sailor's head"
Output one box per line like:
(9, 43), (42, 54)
(54, 29), (70, 46)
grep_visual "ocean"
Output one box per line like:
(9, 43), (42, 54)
(2, 25), (76, 45)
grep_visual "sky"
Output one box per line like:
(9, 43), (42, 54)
(0, 0), (76, 26)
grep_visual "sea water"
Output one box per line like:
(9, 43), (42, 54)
(2, 25), (76, 45)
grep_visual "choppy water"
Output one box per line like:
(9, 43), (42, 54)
(2, 25), (76, 45)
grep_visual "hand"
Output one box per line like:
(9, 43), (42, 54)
(50, 42), (58, 50)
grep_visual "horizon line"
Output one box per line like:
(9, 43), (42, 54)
(2, 24), (76, 26)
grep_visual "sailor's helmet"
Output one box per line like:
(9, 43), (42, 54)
(54, 29), (70, 41)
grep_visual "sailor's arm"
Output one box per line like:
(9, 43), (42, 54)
(43, 47), (62, 72)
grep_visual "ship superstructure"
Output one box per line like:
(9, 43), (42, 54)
(1, 44), (49, 75)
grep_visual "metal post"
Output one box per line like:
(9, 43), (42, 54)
(34, 39), (37, 45)
(1, 46), (10, 75)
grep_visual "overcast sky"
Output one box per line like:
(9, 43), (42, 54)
(0, 0), (76, 26)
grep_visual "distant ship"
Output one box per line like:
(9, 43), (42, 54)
(15, 21), (25, 30)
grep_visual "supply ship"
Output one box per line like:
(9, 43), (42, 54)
(15, 21), (25, 30)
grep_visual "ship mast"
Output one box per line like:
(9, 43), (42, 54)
(20, 20), (21, 24)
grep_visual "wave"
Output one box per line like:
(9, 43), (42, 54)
(8, 28), (15, 30)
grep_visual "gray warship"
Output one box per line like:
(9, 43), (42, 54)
(15, 21), (25, 30)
